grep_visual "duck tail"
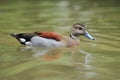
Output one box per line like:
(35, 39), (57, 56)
(10, 33), (18, 39)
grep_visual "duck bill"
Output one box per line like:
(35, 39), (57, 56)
(84, 31), (94, 40)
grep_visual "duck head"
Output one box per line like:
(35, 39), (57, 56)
(70, 23), (94, 40)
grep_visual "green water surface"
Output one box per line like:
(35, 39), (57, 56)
(0, 0), (120, 80)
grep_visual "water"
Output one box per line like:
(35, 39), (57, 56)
(0, 0), (120, 80)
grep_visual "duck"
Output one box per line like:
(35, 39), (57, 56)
(10, 23), (94, 47)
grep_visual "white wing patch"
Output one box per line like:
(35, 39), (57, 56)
(19, 38), (26, 43)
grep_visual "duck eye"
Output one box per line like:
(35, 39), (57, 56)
(79, 28), (82, 30)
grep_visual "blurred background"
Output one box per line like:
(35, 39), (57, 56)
(0, 0), (120, 80)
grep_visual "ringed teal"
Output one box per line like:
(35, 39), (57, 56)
(10, 23), (94, 47)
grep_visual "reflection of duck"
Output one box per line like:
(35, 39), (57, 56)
(43, 49), (62, 61)
(10, 23), (94, 47)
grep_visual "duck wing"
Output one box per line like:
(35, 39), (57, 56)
(11, 33), (37, 41)
(34, 32), (62, 41)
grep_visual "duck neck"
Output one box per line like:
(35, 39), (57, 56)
(70, 33), (79, 40)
